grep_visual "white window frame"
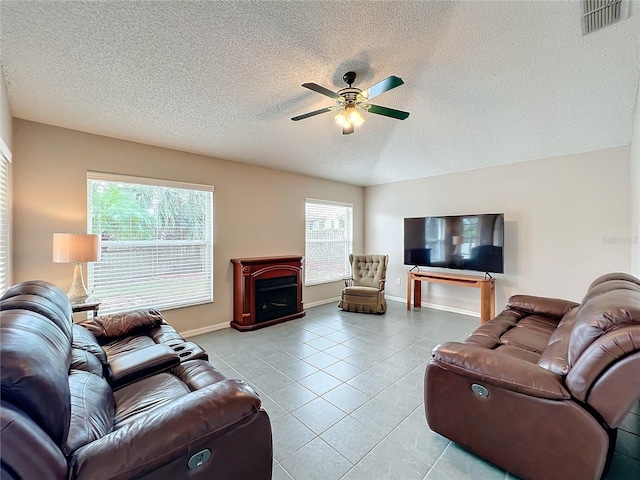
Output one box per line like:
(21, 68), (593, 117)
(0, 139), (11, 295)
(305, 198), (353, 286)
(87, 172), (214, 314)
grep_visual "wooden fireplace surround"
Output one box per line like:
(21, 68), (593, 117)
(230, 255), (306, 331)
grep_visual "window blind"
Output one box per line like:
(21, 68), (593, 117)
(87, 172), (214, 314)
(0, 152), (10, 295)
(305, 199), (353, 286)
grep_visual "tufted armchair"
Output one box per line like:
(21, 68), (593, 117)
(338, 254), (388, 314)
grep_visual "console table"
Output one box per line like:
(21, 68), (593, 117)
(407, 271), (495, 324)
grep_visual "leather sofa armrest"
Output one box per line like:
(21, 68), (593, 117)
(432, 342), (570, 400)
(68, 379), (264, 479)
(507, 295), (579, 319)
(106, 344), (180, 390)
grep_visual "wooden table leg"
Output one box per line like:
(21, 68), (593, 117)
(489, 280), (495, 319)
(414, 279), (422, 308)
(407, 272), (412, 310)
(480, 280), (495, 324)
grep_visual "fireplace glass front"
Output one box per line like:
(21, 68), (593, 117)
(254, 275), (298, 323)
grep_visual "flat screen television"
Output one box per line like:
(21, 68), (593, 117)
(404, 213), (504, 274)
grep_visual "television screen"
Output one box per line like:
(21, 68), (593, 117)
(404, 213), (504, 274)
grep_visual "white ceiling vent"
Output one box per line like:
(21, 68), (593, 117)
(582, 0), (629, 35)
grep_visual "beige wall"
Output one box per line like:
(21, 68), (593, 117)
(365, 146), (632, 314)
(12, 119), (363, 334)
(631, 81), (640, 277)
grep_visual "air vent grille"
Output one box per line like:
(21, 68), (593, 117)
(582, 0), (629, 35)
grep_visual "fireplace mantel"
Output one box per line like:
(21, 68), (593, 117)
(230, 255), (305, 331)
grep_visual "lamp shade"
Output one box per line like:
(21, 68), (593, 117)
(53, 233), (101, 263)
(452, 235), (464, 246)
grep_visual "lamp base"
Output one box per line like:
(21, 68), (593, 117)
(68, 262), (90, 303)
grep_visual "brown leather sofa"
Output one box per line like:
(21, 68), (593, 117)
(425, 272), (640, 480)
(0, 280), (273, 480)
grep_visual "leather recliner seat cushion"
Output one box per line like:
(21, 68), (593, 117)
(66, 371), (115, 454)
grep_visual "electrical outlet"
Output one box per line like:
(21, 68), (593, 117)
(396, 278), (401, 285)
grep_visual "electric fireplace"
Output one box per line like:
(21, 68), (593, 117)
(230, 256), (305, 331)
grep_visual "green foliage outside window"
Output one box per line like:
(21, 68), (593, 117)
(89, 181), (208, 241)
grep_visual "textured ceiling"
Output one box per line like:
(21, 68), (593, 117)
(1, 1), (639, 187)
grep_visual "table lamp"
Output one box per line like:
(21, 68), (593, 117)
(52, 233), (101, 302)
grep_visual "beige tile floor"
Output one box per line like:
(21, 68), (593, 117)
(192, 300), (640, 480)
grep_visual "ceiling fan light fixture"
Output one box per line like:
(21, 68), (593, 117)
(334, 105), (364, 129)
(293, 72), (408, 134)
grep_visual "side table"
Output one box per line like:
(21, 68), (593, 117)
(71, 296), (102, 318)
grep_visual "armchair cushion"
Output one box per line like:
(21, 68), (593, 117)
(343, 286), (380, 295)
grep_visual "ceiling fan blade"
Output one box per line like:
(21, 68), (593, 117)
(366, 104), (410, 120)
(301, 83), (342, 101)
(359, 76), (404, 101)
(291, 107), (334, 121)
(343, 124), (354, 135)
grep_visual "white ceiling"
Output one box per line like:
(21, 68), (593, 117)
(1, 1), (639, 187)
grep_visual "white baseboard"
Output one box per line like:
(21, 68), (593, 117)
(181, 322), (230, 338)
(385, 295), (407, 304)
(385, 295), (479, 318)
(419, 302), (479, 318)
(304, 297), (340, 309)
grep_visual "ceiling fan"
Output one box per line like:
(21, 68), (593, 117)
(291, 71), (410, 135)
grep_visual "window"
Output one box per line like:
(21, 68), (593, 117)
(87, 172), (213, 314)
(0, 149), (10, 295)
(305, 199), (353, 286)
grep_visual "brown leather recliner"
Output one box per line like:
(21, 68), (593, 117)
(0, 280), (273, 480)
(425, 272), (640, 480)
